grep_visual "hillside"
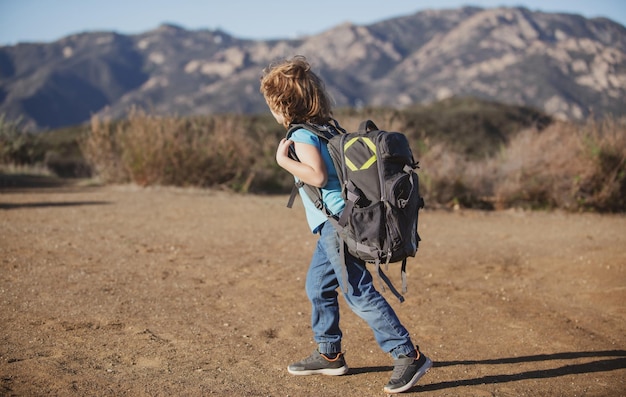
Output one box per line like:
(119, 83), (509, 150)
(0, 6), (625, 130)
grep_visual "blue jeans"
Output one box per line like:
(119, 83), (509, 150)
(306, 220), (415, 359)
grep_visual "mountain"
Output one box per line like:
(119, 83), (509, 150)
(1, 6), (625, 131)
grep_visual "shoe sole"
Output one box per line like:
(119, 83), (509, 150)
(383, 356), (432, 394)
(287, 365), (349, 376)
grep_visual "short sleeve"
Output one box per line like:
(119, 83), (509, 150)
(290, 128), (320, 147)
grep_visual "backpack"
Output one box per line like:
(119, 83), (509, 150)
(286, 119), (424, 302)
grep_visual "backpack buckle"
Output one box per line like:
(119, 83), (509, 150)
(313, 199), (324, 210)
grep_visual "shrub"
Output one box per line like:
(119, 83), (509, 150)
(0, 114), (33, 165)
(82, 115), (129, 183)
(490, 124), (586, 210)
(575, 118), (626, 212)
(417, 117), (626, 212)
(82, 110), (259, 191)
(16, 98), (626, 212)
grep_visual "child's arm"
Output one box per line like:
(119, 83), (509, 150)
(276, 138), (328, 188)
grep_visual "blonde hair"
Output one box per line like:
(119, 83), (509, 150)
(260, 56), (333, 128)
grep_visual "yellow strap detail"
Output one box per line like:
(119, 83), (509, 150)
(344, 137), (377, 171)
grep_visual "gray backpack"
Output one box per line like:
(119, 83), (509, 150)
(286, 119), (424, 302)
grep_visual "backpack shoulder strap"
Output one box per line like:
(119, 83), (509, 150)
(285, 121), (343, 209)
(287, 121), (338, 142)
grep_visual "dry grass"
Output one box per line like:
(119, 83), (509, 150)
(52, 106), (626, 212)
(418, 118), (626, 212)
(82, 109), (258, 191)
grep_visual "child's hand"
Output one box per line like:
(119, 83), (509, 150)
(276, 138), (294, 167)
(275, 138), (327, 187)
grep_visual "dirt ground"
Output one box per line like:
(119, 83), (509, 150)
(1, 179), (625, 396)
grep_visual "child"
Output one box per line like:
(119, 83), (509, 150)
(260, 55), (432, 394)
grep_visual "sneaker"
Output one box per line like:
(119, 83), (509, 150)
(287, 350), (349, 376)
(383, 351), (432, 394)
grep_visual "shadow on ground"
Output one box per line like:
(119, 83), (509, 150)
(410, 350), (626, 393)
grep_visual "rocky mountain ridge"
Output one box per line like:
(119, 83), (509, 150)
(1, 6), (625, 130)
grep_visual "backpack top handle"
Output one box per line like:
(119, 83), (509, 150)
(358, 120), (379, 133)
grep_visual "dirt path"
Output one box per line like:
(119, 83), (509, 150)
(1, 183), (625, 396)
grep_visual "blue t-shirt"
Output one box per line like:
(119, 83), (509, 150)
(290, 128), (345, 233)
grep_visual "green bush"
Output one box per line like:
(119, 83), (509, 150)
(0, 114), (90, 177)
(0, 115), (33, 165)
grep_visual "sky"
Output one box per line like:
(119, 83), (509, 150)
(0, 0), (625, 46)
